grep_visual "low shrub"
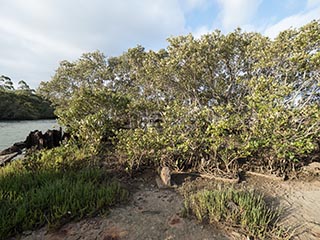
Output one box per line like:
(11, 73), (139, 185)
(116, 127), (163, 173)
(23, 143), (95, 172)
(116, 104), (213, 173)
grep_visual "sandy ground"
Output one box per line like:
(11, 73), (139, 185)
(244, 174), (320, 240)
(16, 171), (231, 240)
(13, 167), (320, 240)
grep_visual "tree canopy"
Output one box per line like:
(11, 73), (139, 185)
(0, 78), (55, 120)
(38, 20), (320, 177)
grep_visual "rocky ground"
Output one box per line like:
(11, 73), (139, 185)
(12, 165), (320, 240)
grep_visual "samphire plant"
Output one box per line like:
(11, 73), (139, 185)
(184, 186), (287, 239)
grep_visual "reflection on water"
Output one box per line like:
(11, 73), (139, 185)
(0, 119), (59, 150)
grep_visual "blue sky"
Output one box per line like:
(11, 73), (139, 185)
(0, 0), (319, 88)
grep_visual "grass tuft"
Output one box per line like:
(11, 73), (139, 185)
(184, 186), (283, 239)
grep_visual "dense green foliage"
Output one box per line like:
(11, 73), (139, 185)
(0, 77), (55, 120)
(3, 20), (315, 240)
(0, 90), (55, 120)
(0, 145), (128, 239)
(184, 187), (283, 239)
(39, 20), (320, 177)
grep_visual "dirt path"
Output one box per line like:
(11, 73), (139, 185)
(13, 170), (320, 240)
(17, 172), (231, 240)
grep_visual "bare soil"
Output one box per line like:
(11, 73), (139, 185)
(243, 173), (320, 240)
(12, 168), (320, 240)
(15, 170), (230, 240)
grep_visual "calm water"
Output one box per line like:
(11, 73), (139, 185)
(0, 119), (59, 150)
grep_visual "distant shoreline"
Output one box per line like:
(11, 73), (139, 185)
(0, 117), (57, 121)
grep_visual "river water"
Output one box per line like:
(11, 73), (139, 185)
(0, 119), (59, 151)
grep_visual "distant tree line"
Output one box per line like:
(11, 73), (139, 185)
(38, 20), (320, 178)
(0, 75), (55, 120)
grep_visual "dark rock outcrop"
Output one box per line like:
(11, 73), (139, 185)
(0, 128), (67, 166)
(24, 128), (63, 150)
(25, 130), (44, 149)
(0, 145), (22, 156)
(14, 141), (27, 149)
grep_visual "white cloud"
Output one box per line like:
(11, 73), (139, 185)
(264, 4), (320, 38)
(182, 0), (209, 11)
(193, 25), (211, 38)
(0, 17), (84, 57)
(3, 0), (318, 89)
(216, 0), (262, 31)
(0, 0), (187, 88)
(192, 0), (262, 37)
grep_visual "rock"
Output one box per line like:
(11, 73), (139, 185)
(13, 141), (27, 149)
(0, 145), (22, 155)
(0, 152), (19, 166)
(155, 176), (168, 189)
(167, 214), (184, 229)
(103, 226), (128, 239)
(160, 166), (171, 186)
(43, 129), (62, 149)
(303, 162), (320, 174)
(24, 128), (64, 150)
(0, 128), (66, 167)
(25, 130), (44, 149)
